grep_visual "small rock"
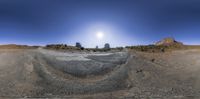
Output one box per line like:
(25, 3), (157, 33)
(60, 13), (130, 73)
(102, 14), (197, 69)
(136, 69), (143, 73)
(151, 58), (155, 62)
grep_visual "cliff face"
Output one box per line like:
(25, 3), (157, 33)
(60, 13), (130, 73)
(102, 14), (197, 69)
(155, 38), (183, 46)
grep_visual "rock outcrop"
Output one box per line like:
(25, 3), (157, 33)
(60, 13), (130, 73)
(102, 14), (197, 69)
(155, 37), (183, 46)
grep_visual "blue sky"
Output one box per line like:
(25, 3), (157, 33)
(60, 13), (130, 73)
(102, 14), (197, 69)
(0, 0), (200, 47)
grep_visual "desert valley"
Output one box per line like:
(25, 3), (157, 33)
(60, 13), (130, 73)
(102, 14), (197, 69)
(0, 38), (200, 99)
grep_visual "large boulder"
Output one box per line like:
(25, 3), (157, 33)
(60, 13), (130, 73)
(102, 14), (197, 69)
(155, 37), (183, 46)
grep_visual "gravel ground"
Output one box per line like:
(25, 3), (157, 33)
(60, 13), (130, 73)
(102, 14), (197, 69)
(0, 48), (200, 98)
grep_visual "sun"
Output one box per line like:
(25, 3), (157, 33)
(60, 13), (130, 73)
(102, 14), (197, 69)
(96, 31), (104, 39)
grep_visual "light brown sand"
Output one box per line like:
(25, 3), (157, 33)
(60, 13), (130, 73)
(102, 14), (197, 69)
(0, 48), (200, 98)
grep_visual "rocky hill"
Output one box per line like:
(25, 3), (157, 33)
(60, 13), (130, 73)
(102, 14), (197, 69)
(155, 37), (183, 46)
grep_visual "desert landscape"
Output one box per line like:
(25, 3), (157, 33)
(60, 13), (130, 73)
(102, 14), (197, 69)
(1, 0), (200, 98)
(0, 38), (200, 99)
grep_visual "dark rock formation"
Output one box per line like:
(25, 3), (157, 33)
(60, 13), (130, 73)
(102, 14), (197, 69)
(76, 42), (82, 48)
(46, 44), (78, 50)
(104, 43), (110, 50)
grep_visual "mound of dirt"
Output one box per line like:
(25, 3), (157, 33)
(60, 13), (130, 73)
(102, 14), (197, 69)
(155, 37), (183, 46)
(45, 44), (80, 50)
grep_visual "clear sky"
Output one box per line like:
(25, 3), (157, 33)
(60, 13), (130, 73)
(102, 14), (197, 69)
(0, 0), (200, 48)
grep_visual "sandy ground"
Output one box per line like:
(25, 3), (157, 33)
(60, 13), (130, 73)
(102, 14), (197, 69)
(0, 48), (200, 98)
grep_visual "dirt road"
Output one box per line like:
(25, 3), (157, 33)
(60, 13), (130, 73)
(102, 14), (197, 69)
(0, 49), (129, 98)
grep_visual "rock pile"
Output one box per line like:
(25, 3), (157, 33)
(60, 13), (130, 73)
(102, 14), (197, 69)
(155, 37), (183, 46)
(45, 44), (80, 50)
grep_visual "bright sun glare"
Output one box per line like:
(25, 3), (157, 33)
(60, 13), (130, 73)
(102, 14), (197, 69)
(96, 32), (104, 39)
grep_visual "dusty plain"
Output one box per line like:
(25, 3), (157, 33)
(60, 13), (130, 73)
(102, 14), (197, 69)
(0, 47), (200, 99)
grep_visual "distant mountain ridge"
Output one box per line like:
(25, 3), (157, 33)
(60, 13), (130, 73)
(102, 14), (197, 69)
(0, 44), (38, 49)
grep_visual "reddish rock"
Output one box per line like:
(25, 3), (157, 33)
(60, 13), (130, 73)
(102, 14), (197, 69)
(155, 37), (183, 46)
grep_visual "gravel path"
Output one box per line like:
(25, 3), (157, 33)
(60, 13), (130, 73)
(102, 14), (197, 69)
(0, 49), (130, 98)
